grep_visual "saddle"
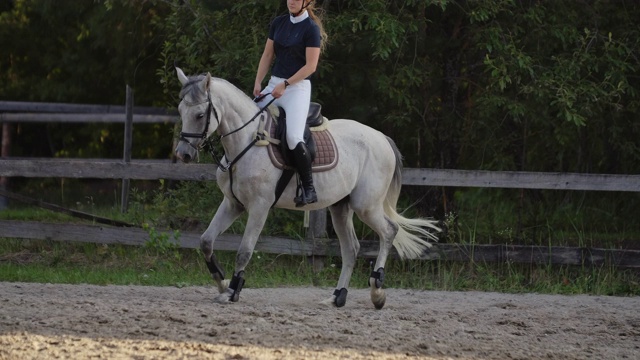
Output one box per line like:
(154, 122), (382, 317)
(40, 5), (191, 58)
(254, 102), (338, 206)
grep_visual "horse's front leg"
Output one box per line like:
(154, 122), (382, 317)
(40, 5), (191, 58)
(214, 204), (270, 303)
(201, 197), (244, 294)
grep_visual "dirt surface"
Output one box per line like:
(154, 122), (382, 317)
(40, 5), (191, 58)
(1, 282), (639, 359)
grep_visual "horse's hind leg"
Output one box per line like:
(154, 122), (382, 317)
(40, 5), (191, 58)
(353, 206), (399, 310)
(322, 200), (360, 307)
(201, 197), (244, 294)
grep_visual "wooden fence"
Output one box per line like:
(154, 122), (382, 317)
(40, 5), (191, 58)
(0, 92), (177, 211)
(2, 100), (640, 267)
(2, 220), (639, 268)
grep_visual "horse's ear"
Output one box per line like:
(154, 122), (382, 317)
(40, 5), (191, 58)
(205, 72), (212, 90)
(176, 67), (189, 86)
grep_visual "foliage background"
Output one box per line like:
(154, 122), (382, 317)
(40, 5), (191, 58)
(1, 0), (639, 244)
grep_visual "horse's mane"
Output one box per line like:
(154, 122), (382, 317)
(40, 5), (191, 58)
(179, 74), (251, 106)
(179, 74), (207, 102)
(213, 77), (253, 105)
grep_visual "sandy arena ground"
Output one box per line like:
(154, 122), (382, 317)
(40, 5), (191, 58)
(0, 282), (639, 359)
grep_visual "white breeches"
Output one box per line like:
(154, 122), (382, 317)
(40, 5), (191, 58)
(257, 76), (311, 150)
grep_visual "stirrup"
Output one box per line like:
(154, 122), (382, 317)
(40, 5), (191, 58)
(294, 184), (317, 207)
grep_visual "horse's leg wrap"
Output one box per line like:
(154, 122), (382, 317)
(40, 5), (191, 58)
(228, 271), (245, 302)
(205, 254), (225, 280)
(370, 267), (385, 288)
(333, 288), (348, 307)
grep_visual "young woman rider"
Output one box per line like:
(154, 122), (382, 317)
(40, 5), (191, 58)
(253, 0), (327, 207)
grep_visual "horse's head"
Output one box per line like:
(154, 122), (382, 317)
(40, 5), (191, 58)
(174, 67), (219, 163)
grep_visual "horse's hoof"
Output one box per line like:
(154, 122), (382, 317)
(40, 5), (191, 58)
(369, 268), (386, 309)
(213, 289), (234, 304)
(371, 287), (386, 310)
(216, 279), (230, 294)
(319, 296), (336, 307)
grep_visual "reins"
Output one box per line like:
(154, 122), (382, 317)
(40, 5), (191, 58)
(179, 90), (275, 207)
(219, 94), (272, 140)
(179, 91), (275, 172)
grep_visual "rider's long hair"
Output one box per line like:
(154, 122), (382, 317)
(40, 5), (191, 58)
(304, 1), (328, 52)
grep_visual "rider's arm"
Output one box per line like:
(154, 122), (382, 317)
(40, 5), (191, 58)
(254, 39), (275, 97)
(288, 46), (320, 85)
(271, 46), (320, 98)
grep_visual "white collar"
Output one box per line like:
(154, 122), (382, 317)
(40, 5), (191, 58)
(289, 10), (309, 24)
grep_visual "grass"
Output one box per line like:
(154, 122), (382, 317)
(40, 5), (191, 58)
(1, 238), (638, 296)
(0, 239), (335, 288)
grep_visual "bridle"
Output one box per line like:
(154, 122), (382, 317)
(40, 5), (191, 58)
(178, 89), (275, 208)
(179, 92), (218, 143)
(178, 90), (274, 172)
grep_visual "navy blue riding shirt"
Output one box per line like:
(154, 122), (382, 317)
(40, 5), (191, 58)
(268, 14), (321, 80)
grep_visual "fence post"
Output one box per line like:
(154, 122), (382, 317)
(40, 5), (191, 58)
(306, 209), (328, 272)
(121, 85), (133, 213)
(0, 123), (11, 210)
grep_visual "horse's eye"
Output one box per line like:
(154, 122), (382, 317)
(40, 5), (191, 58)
(197, 113), (205, 119)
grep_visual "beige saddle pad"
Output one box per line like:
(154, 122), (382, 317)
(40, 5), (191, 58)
(259, 115), (339, 172)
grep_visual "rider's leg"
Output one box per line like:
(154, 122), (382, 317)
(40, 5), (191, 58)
(292, 141), (317, 206)
(277, 79), (317, 206)
(258, 76), (311, 150)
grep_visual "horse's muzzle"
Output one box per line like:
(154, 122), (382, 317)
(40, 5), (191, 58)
(175, 140), (197, 163)
(180, 153), (192, 163)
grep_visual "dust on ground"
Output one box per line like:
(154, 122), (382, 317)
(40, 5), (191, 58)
(1, 282), (639, 359)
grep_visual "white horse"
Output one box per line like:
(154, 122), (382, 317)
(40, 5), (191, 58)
(174, 67), (439, 309)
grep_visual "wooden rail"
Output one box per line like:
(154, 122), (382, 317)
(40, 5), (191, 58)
(0, 112), (177, 124)
(0, 100), (176, 115)
(2, 221), (638, 268)
(1, 159), (639, 191)
(403, 168), (640, 192)
(0, 159), (215, 181)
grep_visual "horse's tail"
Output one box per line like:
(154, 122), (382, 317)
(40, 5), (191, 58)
(384, 136), (440, 259)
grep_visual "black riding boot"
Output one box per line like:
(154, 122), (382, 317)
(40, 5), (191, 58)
(293, 142), (318, 207)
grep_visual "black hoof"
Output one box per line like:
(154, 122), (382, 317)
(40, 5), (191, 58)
(333, 288), (348, 307)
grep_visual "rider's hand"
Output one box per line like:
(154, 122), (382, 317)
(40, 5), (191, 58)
(271, 81), (286, 99)
(253, 83), (262, 98)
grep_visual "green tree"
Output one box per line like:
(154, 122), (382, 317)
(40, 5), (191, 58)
(3, 0), (637, 237)
(0, 0), (173, 158)
(471, 0), (640, 174)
